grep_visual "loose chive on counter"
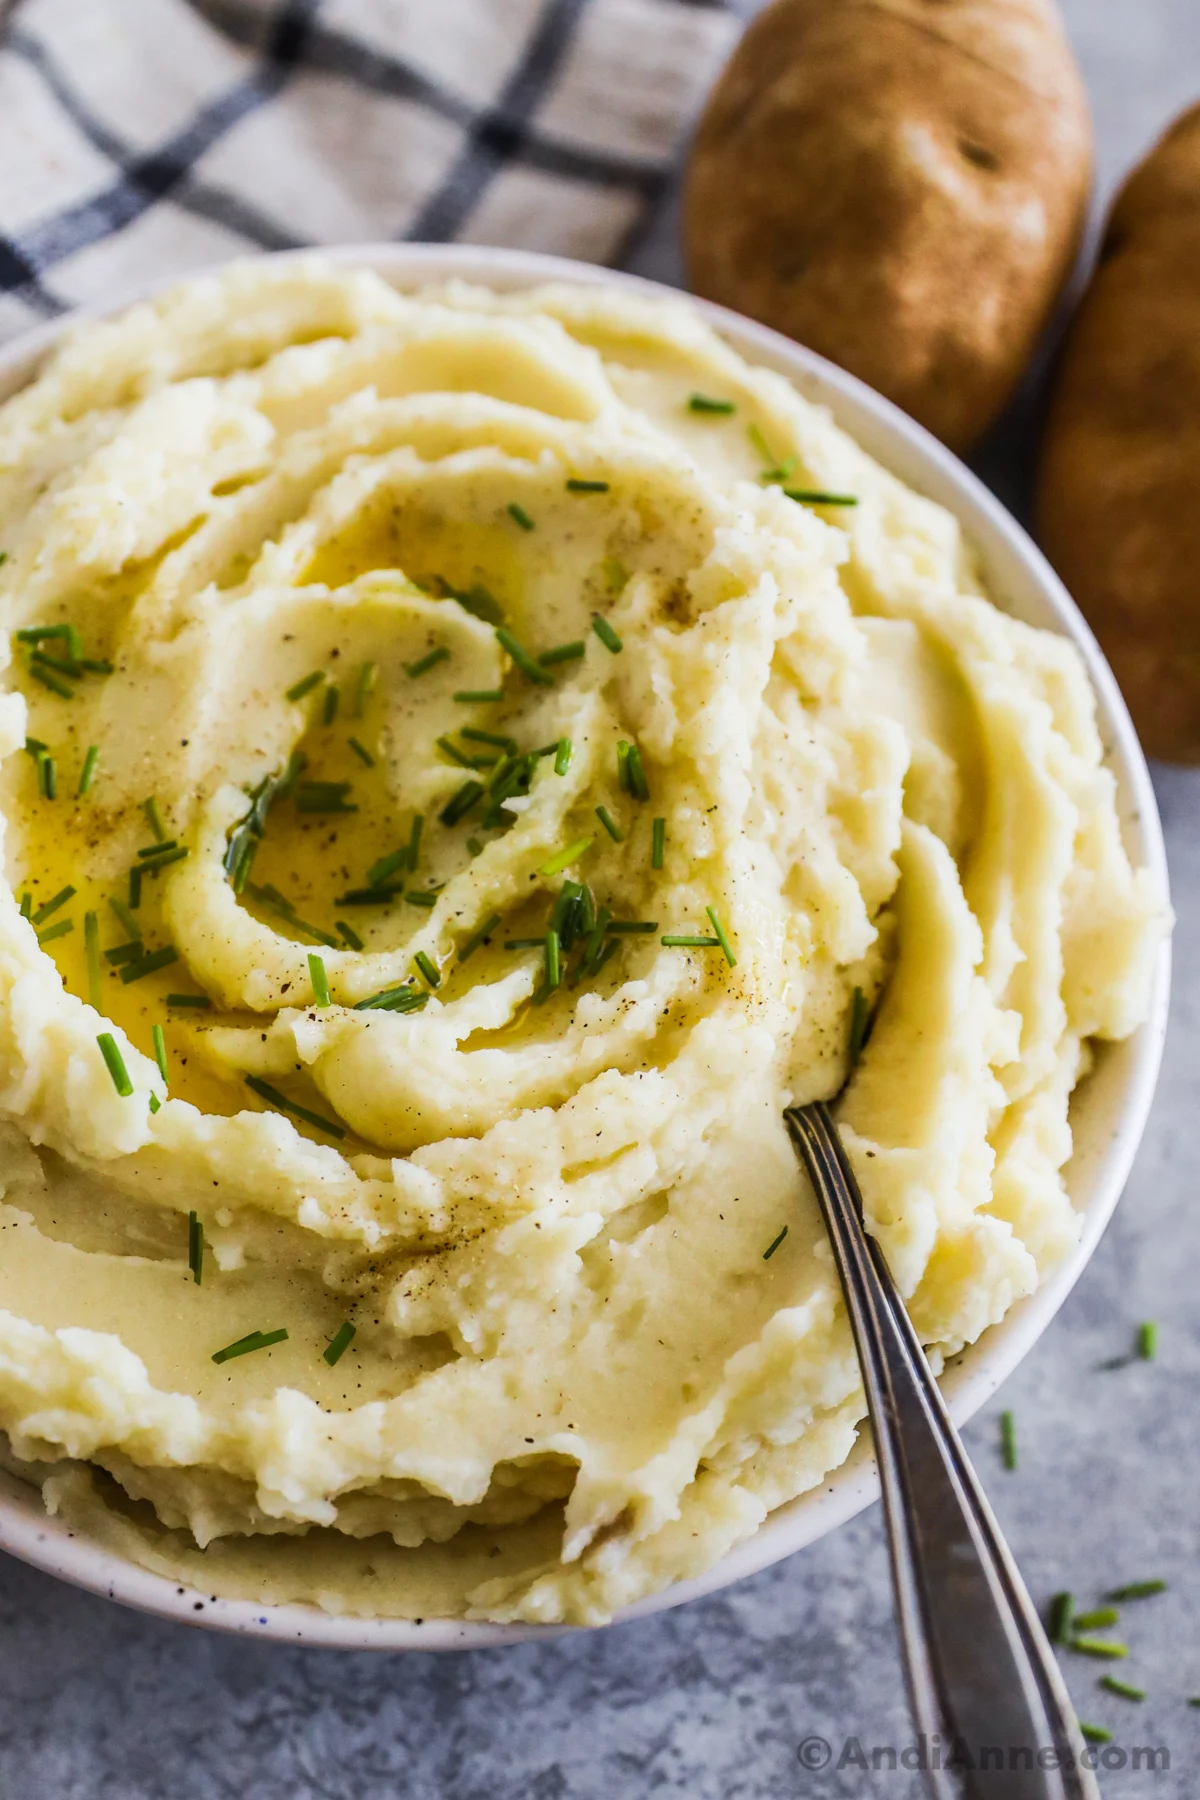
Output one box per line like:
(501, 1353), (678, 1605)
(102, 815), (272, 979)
(1107, 1579), (1167, 1602)
(188, 1211), (203, 1285)
(763, 1225), (789, 1261)
(323, 1321), (356, 1367)
(404, 645), (450, 679)
(308, 952), (332, 1007)
(1100, 1676), (1146, 1703)
(1000, 1410), (1017, 1470)
(97, 1032), (133, 1097)
(1079, 1725), (1112, 1746)
(507, 502), (535, 531)
(1070, 1638), (1129, 1661)
(688, 394), (736, 415)
(1048, 1593), (1074, 1644)
(591, 613), (622, 654)
(1137, 1320), (1157, 1360)
(1073, 1608), (1120, 1632)
(77, 743), (99, 795)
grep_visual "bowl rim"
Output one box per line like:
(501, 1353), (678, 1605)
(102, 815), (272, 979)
(0, 243), (1171, 1652)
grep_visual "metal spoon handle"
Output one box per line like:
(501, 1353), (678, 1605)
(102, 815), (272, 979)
(786, 1103), (1099, 1800)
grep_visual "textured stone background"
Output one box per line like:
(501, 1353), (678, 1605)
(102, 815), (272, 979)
(2, 3), (1199, 1794)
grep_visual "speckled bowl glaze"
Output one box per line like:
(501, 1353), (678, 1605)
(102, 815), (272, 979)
(0, 246), (1171, 1650)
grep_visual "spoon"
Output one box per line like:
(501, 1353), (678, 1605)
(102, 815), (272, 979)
(785, 1102), (1100, 1800)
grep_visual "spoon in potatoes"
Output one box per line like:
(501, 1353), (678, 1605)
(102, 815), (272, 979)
(786, 1103), (1100, 1800)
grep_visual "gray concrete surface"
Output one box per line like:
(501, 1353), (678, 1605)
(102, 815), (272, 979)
(1, 3), (1199, 1794)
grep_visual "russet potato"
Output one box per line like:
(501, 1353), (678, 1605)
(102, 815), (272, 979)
(683, 0), (1092, 451)
(1037, 103), (1200, 762)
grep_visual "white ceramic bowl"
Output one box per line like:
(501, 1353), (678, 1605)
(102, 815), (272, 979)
(0, 246), (1171, 1650)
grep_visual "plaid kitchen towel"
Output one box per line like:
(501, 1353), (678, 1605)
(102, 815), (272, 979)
(0, 0), (737, 342)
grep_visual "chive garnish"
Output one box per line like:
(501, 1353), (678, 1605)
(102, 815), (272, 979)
(16, 622), (82, 657)
(33, 648), (82, 677)
(77, 744), (99, 795)
(119, 945), (178, 984)
(137, 839), (178, 858)
(244, 883), (340, 948)
(1100, 1676), (1145, 1701)
(462, 727), (518, 753)
(651, 817), (665, 869)
(506, 938), (545, 950)
(495, 627), (553, 686)
(151, 1021), (169, 1084)
(84, 911), (102, 1008)
(335, 886), (403, 906)
(1074, 1608), (1119, 1631)
(405, 891), (437, 909)
(554, 738), (572, 776)
(1048, 1593), (1074, 1644)
(323, 1321), (356, 1366)
(244, 1075), (344, 1137)
(149, 1092), (161, 1114)
(352, 984), (429, 1013)
(142, 797), (166, 842)
(366, 848), (410, 888)
(538, 640), (585, 667)
(412, 951), (441, 989)
(566, 478), (609, 493)
(1000, 1410), (1017, 1470)
(308, 952), (332, 1007)
(1079, 1725), (1112, 1745)
(166, 993), (212, 1009)
(188, 1210), (203, 1285)
(439, 780), (484, 827)
(31, 885), (75, 925)
(433, 575), (505, 625)
(706, 905), (736, 967)
(507, 502), (535, 531)
(848, 986), (871, 1066)
(454, 688), (504, 704)
(29, 664), (74, 699)
(544, 928), (561, 990)
(661, 934), (720, 948)
(1069, 1638), (1129, 1661)
(286, 670), (325, 702)
(37, 919), (73, 945)
(603, 556), (629, 591)
(1107, 1579), (1167, 1601)
(763, 1225), (789, 1261)
(322, 682), (340, 725)
(688, 394), (736, 415)
(540, 836), (594, 877)
(336, 920), (363, 951)
(595, 805), (623, 842)
(212, 1327), (289, 1365)
(347, 737), (375, 767)
(109, 897), (141, 940)
(466, 836), (484, 857)
(354, 661), (376, 717)
(39, 754), (57, 800)
(591, 614), (622, 654)
(436, 734), (481, 770)
(459, 913), (500, 962)
(1137, 1320), (1157, 1359)
(747, 422), (795, 483)
(136, 845), (189, 874)
(783, 488), (859, 508)
(105, 941), (143, 965)
(405, 646), (450, 679)
(606, 920), (658, 934)
(18, 893), (31, 918)
(295, 780), (357, 815)
(97, 1032), (133, 1096)
(406, 809), (424, 868)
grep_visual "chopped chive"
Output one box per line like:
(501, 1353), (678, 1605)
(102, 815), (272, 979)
(81, 658), (114, 675)
(1074, 1608), (1120, 1632)
(119, 945), (178, 984)
(507, 502), (535, 531)
(212, 1327), (289, 1365)
(459, 913), (500, 962)
(29, 663), (74, 699)
(0, 552), (6, 566)
(37, 918), (73, 945)
(1000, 1410), (1017, 1470)
(591, 614), (622, 654)
(97, 1032), (133, 1097)
(137, 839), (178, 858)
(606, 920), (659, 935)
(39, 754), (57, 800)
(462, 727), (518, 752)
(136, 845), (189, 873)
(323, 1321), (356, 1366)
(1079, 1725), (1112, 1745)
(1137, 1320), (1157, 1359)
(366, 847), (410, 888)
(454, 688), (504, 704)
(538, 640), (585, 667)
(1048, 1593), (1074, 1644)
(322, 682), (340, 725)
(18, 892), (31, 918)
(84, 911), (102, 1009)
(77, 744), (99, 796)
(405, 645), (450, 679)
(286, 670), (325, 702)
(335, 887), (402, 906)
(105, 941), (145, 965)
(848, 986), (871, 1066)
(413, 951), (441, 989)
(435, 735), (478, 770)
(294, 796), (358, 815)
(595, 805), (623, 842)
(651, 817), (665, 869)
(622, 742), (649, 801)
(354, 661), (376, 717)
(439, 780), (484, 827)
(506, 938), (545, 951)
(405, 891), (437, 909)
(1107, 1580), (1167, 1601)
(308, 952), (332, 1007)
(109, 897), (141, 940)
(554, 737), (572, 776)
(149, 1091), (161, 1114)
(747, 422), (795, 483)
(275, 751), (307, 799)
(407, 808), (424, 868)
(661, 934), (720, 948)
(347, 736), (375, 767)
(142, 797), (166, 842)
(566, 478), (609, 494)
(16, 622), (81, 657)
(352, 984), (429, 1014)
(688, 393), (737, 415)
(244, 1075), (344, 1138)
(151, 1022), (169, 1084)
(763, 1224), (789, 1261)
(31, 885), (75, 925)
(539, 836), (594, 878)
(166, 993), (212, 1009)
(466, 836), (484, 857)
(544, 929), (561, 990)
(1100, 1676), (1146, 1702)
(783, 488), (859, 508)
(188, 1210), (202, 1285)
(336, 920), (363, 951)
(705, 905), (736, 967)
(1070, 1638), (1129, 1660)
(602, 556), (629, 591)
(495, 627), (553, 686)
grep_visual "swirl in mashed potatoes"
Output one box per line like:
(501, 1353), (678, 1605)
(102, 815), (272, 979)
(0, 260), (1163, 1623)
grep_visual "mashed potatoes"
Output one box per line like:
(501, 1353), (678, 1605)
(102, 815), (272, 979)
(0, 259), (1163, 1625)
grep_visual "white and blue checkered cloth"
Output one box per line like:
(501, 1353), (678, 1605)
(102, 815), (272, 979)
(0, 0), (737, 342)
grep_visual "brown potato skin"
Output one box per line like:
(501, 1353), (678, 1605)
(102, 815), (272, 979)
(1037, 104), (1200, 763)
(683, 0), (1092, 451)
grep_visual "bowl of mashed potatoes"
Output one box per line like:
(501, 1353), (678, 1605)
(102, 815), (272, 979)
(0, 248), (1169, 1648)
